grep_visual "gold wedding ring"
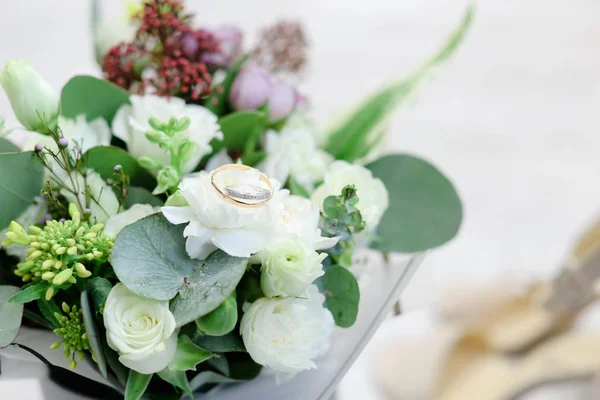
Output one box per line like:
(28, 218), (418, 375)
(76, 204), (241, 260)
(210, 164), (274, 207)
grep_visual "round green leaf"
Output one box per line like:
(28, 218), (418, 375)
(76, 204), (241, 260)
(367, 154), (463, 252)
(61, 76), (130, 124)
(82, 146), (156, 190)
(0, 285), (24, 348)
(81, 291), (108, 379)
(125, 186), (163, 208)
(319, 265), (360, 328)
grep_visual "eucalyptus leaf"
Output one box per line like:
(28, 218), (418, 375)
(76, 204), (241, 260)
(0, 286), (23, 348)
(86, 277), (113, 314)
(81, 291), (108, 379)
(125, 370), (152, 400)
(319, 265), (360, 328)
(167, 335), (213, 372)
(125, 187), (163, 209)
(366, 154), (462, 252)
(157, 368), (192, 398)
(0, 138), (19, 153)
(322, 5), (474, 161)
(191, 331), (245, 353)
(8, 281), (50, 304)
(0, 147), (44, 230)
(61, 76), (130, 124)
(82, 146), (156, 190)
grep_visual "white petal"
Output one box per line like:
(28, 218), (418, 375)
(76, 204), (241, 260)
(161, 206), (196, 225)
(186, 236), (217, 260)
(315, 235), (340, 250)
(118, 333), (177, 374)
(111, 104), (132, 143)
(211, 229), (265, 257)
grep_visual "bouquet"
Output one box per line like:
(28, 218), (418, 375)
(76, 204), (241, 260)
(0, 1), (471, 398)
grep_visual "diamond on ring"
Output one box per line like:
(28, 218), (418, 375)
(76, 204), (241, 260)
(225, 184), (272, 202)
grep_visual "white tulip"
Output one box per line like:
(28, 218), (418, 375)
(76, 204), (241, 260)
(112, 95), (223, 174)
(104, 284), (177, 374)
(252, 239), (326, 298)
(161, 168), (284, 259)
(311, 160), (389, 229)
(0, 59), (60, 133)
(103, 204), (160, 237)
(240, 285), (334, 377)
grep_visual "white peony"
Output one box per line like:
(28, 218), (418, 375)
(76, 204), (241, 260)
(240, 285), (334, 377)
(162, 168), (284, 259)
(104, 284), (177, 374)
(55, 168), (120, 224)
(22, 115), (111, 153)
(252, 239), (326, 298)
(112, 95), (223, 173)
(103, 204), (160, 237)
(311, 160), (389, 229)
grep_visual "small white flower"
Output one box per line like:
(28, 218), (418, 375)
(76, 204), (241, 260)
(252, 239), (326, 298)
(161, 168), (284, 259)
(112, 95), (223, 173)
(104, 204), (160, 237)
(311, 160), (389, 229)
(104, 284), (177, 374)
(22, 115), (111, 153)
(55, 169), (120, 224)
(0, 59), (60, 133)
(240, 285), (334, 377)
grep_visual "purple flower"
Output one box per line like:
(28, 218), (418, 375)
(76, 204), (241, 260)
(34, 143), (44, 152)
(114, 164), (122, 172)
(58, 138), (68, 148)
(229, 61), (271, 111)
(268, 80), (296, 122)
(202, 26), (243, 69)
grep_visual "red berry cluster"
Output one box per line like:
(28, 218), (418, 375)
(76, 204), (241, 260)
(102, 0), (219, 101)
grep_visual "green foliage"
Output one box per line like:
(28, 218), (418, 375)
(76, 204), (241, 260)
(167, 335), (213, 372)
(0, 143), (44, 230)
(188, 371), (237, 393)
(125, 187), (163, 209)
(125, 370), (153, 400)
(61, 76), (130, 124)
(318, 265), (360, 328)
(37, 298), (61, 329)
(287, 175), (310, 198)
(366, 154), (462, 252)
(192, 331), (245, 353)
(226, 352), (263, 380)
(0, 286), (23, 348)
(195, 292), (238, 336)
(50, 302), (90, 369)
(157, 368), (192, 398)
(86, 277), (112, 314)
(9, 281), (51, 304)
(322, 6), (474, 161)
(81, 146), (156, 191)
(81, 291), (108, 378)
(204, 56), (248, 116)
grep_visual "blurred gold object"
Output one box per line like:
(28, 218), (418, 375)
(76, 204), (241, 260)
(210, 164), (274, 207)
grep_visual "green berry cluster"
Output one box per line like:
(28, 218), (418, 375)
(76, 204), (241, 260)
(2, 203), (114, 300)
(50, 302), (90, 369)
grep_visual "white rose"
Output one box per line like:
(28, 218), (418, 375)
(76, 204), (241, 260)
(22, 115), (111, 153)
(162, 168), (284, 259)
(55, 168), (120, 223)
(112, 95), (223, 173)
(311, 160), (389, 229)
(240, 285), (334, 376)
(252, 239), (326, 298)
(276, 193), (338, 251)
(103, 204), (160, 237)
(104, 284), (177, 374)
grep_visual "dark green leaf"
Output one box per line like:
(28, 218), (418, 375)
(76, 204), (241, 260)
(366, 154), (462, 252)
(0, 285), (23, 348)
(322, 6), (474, 161)
(167, 335), (213, 372)
(188, 371), (236, 394)
(8, 281), (50, 304)
(37, 299), (61, 328)
(125, 370), (152, 400)
(81, 291), (108, 379)
(0, 149), (44, 230)
(204, 56), (248, 116)
(157, 368), (191, 398)
(226, 352), (262, 380)
(205, 356), (230, 376)
(61, 76), (130, 124)
(125, 187), (163, 208)
(102, 340), (128, 387)
(319, 265), (360, 328)
(217, 111), (267, 151)
(191, 331), (245, 353)
(82, 146), (156, 190)
(86, 277), (113, 314)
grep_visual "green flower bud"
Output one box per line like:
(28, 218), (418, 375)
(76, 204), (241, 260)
(195, 293), (238, 336)
(7, 221), (30, 245)
(138, 156), (164, 170)
(153, 166), (180, 195)
(52, 268), (73, 285)
(177, 139), (197, 165)
(148, 117), (165, 131)
(145, 130), (165, 144)
(174, 116), (191, 132)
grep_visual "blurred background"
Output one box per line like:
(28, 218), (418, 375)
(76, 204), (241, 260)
(2, 0), (600, 398)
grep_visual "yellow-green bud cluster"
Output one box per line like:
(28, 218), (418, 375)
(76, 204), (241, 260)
(50, 302), (90, 370)
(3, 204), (114, 300)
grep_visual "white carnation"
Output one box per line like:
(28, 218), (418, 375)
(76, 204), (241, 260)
(311, 160), (389, 229)
(112, 95), (223, 174)
(240, 285), (334, 377)
(103, 204), (160, 237)
(104, 284), (177, 374)
(161, 168), (284, 259)
(252, 239), (326, 298)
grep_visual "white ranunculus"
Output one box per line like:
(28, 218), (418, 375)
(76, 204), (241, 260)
(112, 95), (223, 173)
(240, 285), (334, 377)
(22, 115), (111, 153)
(276, 193), (338, 251)
(162, 168), (284, 259)
(104, 284), (177, 374)
(311, 160), (389, 229)
(252, 239), (326, 298)
(104, 204), (160, 237)
(0, 197), (48, 260)
(0, 59), (60, 133)
(55, 169), (120, 224)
